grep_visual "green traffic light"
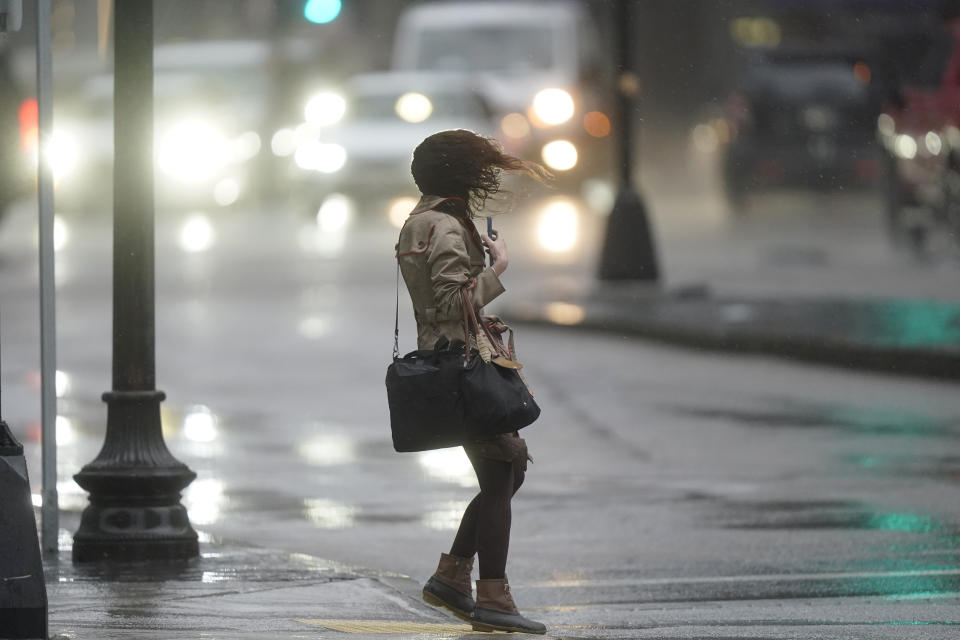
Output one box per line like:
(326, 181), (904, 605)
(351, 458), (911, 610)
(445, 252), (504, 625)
(304, 0), (341, 24)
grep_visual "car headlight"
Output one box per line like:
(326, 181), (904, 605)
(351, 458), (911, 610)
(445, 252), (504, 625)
(158, 120), (229, 183)
(47, 130), (79, 180)
(541, 139), (578, 171)
(532, 88), (574, 126)
(893, 134), (917, 160)
(877, 113), (895, 138)
(395, 92), (433, 123)
(295, 141), (347, 173)
(923, 131), (942, 156)
(304, 91), (346, 126)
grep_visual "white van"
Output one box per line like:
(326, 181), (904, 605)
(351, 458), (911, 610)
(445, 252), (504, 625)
(392, 1), (614, 193)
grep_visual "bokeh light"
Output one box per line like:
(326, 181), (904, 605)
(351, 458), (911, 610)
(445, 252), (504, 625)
(395, 92), (433, 123)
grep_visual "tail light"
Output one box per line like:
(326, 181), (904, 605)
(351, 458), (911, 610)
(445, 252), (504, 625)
(18, 97), (38, 155)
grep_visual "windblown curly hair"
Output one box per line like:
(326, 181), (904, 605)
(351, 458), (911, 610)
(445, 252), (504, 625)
(411, 129), (551, 214)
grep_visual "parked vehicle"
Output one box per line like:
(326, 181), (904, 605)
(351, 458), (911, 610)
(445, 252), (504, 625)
(878, 15), (960, 253)
(391, 1), (615, 197)
(721, 46), (885, 207)
(288, 71), (495, 226)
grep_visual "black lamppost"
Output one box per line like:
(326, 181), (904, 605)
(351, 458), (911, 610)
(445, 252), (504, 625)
(598, 0), (660, 282)
(73, 0), (198, 562)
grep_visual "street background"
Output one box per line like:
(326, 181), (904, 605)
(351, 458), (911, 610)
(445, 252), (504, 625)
(1, 0), (960, 637)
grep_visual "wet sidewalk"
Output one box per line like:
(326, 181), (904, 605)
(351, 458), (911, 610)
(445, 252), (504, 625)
(44, 544), (479, 639)
(43, 539), (960, 639)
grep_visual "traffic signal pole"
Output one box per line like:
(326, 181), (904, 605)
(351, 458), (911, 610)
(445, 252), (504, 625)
(598, 0), (660, 282)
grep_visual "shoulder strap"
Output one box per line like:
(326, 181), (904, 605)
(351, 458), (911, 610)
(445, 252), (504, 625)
(393, 257), (400, 359)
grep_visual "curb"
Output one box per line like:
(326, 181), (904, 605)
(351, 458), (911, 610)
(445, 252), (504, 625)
(503, 291), (960, 381)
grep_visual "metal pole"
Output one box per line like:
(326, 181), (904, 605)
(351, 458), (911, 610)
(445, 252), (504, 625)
(72, 0), (198, 563)
(36, 0), (59, 555)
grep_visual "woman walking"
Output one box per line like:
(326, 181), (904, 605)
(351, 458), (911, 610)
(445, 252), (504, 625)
(395, 130), (548, 634)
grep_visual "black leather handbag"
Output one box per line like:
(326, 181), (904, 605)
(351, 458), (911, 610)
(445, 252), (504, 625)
(386, 271), (540, 452)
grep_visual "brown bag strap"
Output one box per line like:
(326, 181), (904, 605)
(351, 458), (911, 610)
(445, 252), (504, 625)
(460, 287), (512, 362)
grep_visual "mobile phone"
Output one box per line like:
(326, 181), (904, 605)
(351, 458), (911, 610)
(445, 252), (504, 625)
(486, 217), (495, 265)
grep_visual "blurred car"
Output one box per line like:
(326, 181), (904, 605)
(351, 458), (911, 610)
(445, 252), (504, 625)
(51, 39), (275, 213)
(391, 1), (615, 197)
(287, 71), (495, 227)
(720, 47), (885, 206)
(878, 14), (960, 250)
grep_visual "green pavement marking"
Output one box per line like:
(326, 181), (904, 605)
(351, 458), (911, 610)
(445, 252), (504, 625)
(296, 619), (478, 634)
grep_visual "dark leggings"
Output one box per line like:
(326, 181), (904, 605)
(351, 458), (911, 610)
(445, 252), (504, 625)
(448, 447), (526, 579)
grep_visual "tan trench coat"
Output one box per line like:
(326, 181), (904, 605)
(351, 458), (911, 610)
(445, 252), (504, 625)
(397, 195), (504, 351)
(396, 195), (530, 463)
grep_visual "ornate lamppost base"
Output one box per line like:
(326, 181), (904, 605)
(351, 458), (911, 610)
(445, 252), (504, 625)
(72, 502), (198, 563)
(73, 390), (199, 563)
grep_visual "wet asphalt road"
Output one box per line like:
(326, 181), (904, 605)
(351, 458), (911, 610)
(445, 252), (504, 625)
(1, 188), (959, 638)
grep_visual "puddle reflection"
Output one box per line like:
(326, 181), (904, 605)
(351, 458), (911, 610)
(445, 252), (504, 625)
(298, 315), (329, 340)
(422, 500), (471, 531)
(55, 370), (70, 398)
(55, 415), (76, 446)
(304, 498), (357, 529)
(710, 499), (960, 599)
(183, 478), (225, 526)
(183, 405), (219, 443)
(417, 448), (475, 487)
(841, 453), (960, 481)
(714, 499), (954, 535)
(298, 433), (355, 466)
(544, 302), (586, 326)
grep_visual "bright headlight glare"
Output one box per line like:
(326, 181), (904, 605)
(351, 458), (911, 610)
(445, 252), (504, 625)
(214, 178), (241, 207)
(179, 214), (216, 253)
(894, 134), (917, 160)
(388, 196), (418, 229)
(532, 88), (574, 126)
(304, 91), (346, 126)
(232, 131), (261, 161)
(295, 141), (347, 173)
(541, 139), (578, 171)
(158, 121), (229, 183)
(47, 131), (79, 180)
(536, 199), (579, 253)
(271, 128), (297, 157)
(396, 92), (433, 123)
(877, 113), (895, 137)
(317, 194), (353, 232)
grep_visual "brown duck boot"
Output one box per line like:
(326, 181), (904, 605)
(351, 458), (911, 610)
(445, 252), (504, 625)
(472, 577), (547, 634)
(422, 553), (475, 620)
